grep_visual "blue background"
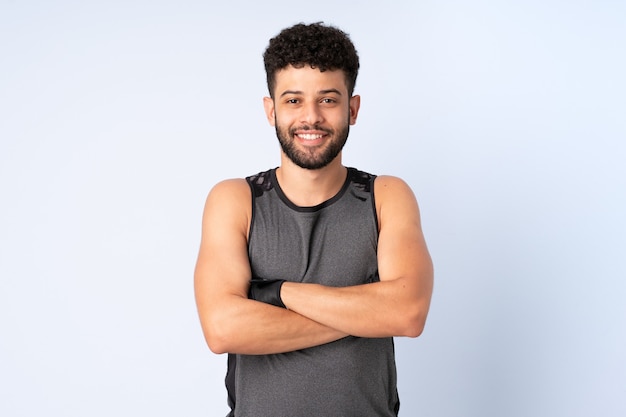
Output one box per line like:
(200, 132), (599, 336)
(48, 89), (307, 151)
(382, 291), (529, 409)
(1, 1), (625, 415)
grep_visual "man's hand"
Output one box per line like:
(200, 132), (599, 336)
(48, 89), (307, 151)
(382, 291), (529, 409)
(248, 278), (287, 308)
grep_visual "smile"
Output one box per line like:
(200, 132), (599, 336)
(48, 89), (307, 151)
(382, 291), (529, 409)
(297, 133), (325, 140)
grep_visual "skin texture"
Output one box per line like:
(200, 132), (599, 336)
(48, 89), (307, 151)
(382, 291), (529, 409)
(194, 65), (433, 355)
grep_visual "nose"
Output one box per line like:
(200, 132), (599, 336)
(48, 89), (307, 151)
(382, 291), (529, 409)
(300, 101), (323, 126)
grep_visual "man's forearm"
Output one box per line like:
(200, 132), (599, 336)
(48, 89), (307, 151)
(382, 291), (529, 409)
(280, 279), (429, 338)
(205, 295), (347, 355)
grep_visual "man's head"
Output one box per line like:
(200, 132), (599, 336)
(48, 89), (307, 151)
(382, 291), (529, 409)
(263, 22), (360, 99)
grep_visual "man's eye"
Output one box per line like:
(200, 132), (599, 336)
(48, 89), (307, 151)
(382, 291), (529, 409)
(321, 98), (336, 104)
(286, 99), (299, 104)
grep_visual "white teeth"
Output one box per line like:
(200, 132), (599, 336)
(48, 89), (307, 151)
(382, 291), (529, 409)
(298, 134), (323, 140)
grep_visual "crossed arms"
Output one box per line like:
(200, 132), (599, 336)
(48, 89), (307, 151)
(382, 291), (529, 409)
(194, 176), (433, 355)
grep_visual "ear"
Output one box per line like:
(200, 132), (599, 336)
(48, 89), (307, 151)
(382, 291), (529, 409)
(349, 95), (361, 125)
(263, 97), (276, 126)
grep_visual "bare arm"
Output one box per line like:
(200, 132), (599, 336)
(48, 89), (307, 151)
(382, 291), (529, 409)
(280, 176), (434, 338)
(194, 179), (347, 355)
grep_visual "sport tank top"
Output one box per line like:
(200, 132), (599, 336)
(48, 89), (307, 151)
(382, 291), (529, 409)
(227, 167), (399, 417)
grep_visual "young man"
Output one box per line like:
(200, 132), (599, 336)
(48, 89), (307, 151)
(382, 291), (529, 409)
(194, 23), (433, 416)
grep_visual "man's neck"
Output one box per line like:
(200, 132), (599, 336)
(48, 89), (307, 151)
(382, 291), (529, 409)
(276, 156), (347, 207)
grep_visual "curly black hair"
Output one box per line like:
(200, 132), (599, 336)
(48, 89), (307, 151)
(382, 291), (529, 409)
(263, 22), (360, 98)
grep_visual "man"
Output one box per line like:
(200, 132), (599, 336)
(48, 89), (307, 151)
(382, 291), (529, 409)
(194, 22), (433, 416)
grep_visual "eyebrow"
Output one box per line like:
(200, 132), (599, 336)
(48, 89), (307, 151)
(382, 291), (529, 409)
(279, 88), (343, 98)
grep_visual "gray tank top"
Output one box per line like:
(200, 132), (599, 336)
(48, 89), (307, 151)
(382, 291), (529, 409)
(226, 167), (399, 416)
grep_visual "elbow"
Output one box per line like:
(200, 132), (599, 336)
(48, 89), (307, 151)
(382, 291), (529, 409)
(197, 294), (247, 355)
(202, 315), (234, 355)
(206, 331), (229, 355)
(400, 303), (430, 338)
(403, 316), (426, 338)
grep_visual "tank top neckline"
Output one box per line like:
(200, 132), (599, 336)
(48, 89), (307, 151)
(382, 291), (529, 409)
(269, 167), (353, 213)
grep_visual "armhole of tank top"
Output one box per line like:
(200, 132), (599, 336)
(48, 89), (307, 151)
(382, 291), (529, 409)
(370, 174), (380, 237)
(245, 178), (256, 248)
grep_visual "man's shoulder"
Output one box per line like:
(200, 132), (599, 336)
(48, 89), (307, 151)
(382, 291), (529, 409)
(245, 168), (276, 195)
(210, 168), (274, 194)
(210, 177), (249, 194)
(373, 174), (410, 188)
(346, 167), (376, 193)
(202, 178), (253, 235)
(373, 175), (418, 206)
(205, 178), (251, 213)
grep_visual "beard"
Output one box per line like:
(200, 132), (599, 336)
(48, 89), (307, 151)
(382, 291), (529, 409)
(275, 121), (350, 170)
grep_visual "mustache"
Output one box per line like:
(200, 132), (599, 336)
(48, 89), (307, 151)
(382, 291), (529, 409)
(289, 125), (334, 134)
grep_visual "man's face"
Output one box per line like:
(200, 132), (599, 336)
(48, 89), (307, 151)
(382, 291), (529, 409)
(263, 65), (360, 170)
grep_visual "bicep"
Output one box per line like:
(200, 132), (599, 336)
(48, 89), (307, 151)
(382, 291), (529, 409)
(194, 180), (252, 312)
(375, 176), (433, 290)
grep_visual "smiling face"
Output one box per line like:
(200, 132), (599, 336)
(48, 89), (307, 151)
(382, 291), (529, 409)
(263, 65), (361, 170)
